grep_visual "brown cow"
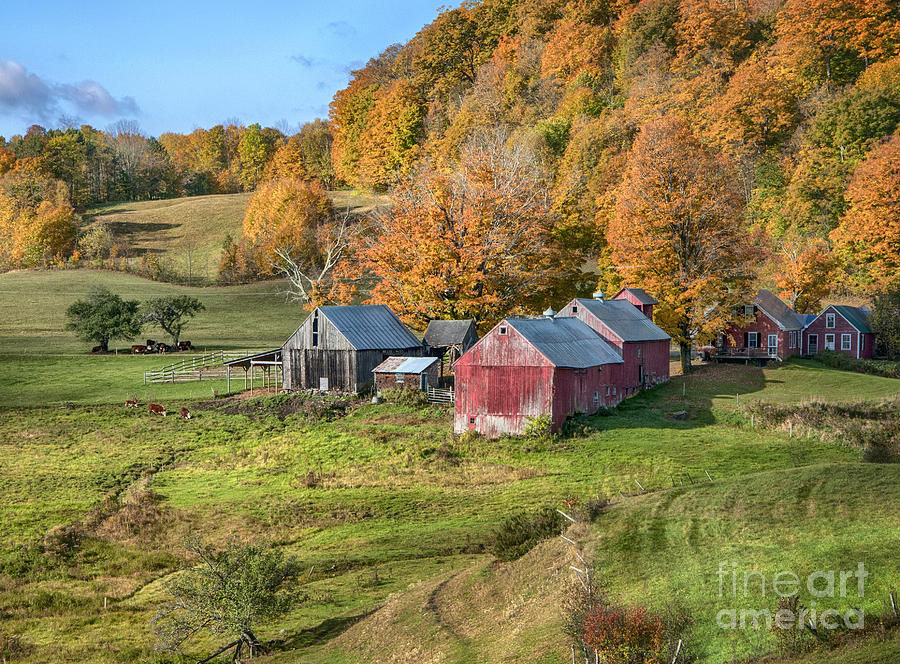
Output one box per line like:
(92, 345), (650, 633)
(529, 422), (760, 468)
(179, 407), (191, 419)
(91, 345), (103, 353)
(125, 399), (138, 408)
(131, 344), (146, 355)
(148, 403), (167, 416)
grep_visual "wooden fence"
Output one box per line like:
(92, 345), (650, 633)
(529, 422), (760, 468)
(143, 350), (267, 384)
(426, 387), (454, 404)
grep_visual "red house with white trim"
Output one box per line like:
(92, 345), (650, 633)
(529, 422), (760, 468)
(802, 305), (874, 359)
(716, 290), (805, 362)
(454, 316), (625, 437)
(556, 294), (670, 393)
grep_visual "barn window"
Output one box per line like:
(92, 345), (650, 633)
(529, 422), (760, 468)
(312, 332), (319, 347)
(593, 391), (599, 402)
(612, 386), (617, 395)
(841, 334), (851, 350)
(744, 305), (755, 316)
(499, 326), (507, 335)
(826, 313), (835, 328)
(469, 416), (475, 424)
(396, 374), (405, 383)
(312, 313), (318, 332)
(572, 305), (579, 313)
(637, 347), (643, 359)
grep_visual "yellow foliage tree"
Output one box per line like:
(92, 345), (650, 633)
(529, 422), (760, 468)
(609, 115), (760, 373)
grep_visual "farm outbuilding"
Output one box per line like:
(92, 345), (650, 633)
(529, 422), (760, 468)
(373, 356), (440, 393)
(281, 305), (424, 394)
(454, 316), (624, 437)
(557, 294), (670, 393)
(613, 287), (657, 319)
(424, 319), (478, 364)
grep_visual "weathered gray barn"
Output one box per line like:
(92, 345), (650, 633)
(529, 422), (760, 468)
(423, 319), (479, 371)
(281, 305), (424, 394)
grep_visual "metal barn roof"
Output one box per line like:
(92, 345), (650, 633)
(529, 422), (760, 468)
(372, 356), (439, 374)
(616, 287), (658, 305)
(506, 317), (624, 368)
(423, 319), (477, 347)
(570, 299), (671, 342)
(318, 305), (422, 351)
(753, 289), (803, 331)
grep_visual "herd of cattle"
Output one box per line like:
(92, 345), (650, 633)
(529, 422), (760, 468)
(125, 398), (191, 419)
(130, 339), (194, 354)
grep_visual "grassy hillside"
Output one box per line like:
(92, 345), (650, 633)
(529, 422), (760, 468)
(82, 190), (387, 280)
(1, 365), (898, 662)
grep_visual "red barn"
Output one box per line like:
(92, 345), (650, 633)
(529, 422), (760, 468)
(556, 296), (670, 393)
(454, 316), (624, 437)
(613, 287), (657, 319)
(803, 305), (874, 359)
(716, 290), (805, 362)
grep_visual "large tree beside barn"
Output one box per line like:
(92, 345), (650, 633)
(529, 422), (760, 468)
(350, 130), (590, 329)
(609, 116), (760, 373)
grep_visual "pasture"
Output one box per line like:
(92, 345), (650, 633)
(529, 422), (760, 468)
(81, 190), (387, 281)
(0, 268), (898, 663)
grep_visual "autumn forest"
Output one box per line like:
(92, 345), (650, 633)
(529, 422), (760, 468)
(1, 0), (899, 343)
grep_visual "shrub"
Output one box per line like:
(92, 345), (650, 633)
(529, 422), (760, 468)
(524, 413), (553, 437)
(576, 495), (610, 522)
(816, 350), (900, 379)
(489, 506), (565, 561)
(582, 602), (692, 664)
(380, 387), (428, 407)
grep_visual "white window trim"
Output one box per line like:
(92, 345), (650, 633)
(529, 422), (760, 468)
(825, 333), (835, 351)
(841, 334), (852, 351)
(768, 334), (778, 352)
(825, 313), (835, 329)
(747, 332), (759, 348)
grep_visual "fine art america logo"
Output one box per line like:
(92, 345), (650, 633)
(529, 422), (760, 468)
(716, 562), (868, 630)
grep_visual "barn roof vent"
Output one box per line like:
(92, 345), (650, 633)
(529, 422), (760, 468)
(543, 307), (557, 318)
(593, 290), (605, 300)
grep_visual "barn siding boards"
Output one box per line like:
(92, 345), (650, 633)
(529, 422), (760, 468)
(280, 305), (423, 394)
(454, 317), (625, 437)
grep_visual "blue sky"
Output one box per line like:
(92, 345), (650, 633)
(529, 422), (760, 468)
(0, 0), (451, 139)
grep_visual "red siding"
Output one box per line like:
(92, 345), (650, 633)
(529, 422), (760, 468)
(613, 290), (654, 319)
(721, 310), (801, 359)
(557, 303), (670, 391)
(803, 307), (874, 359)
(454, 321), (625, 437)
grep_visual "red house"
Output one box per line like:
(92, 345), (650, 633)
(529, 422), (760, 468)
(454, 316), (624, 437)
(556, 295), (670, 393)
(716, 289), (805, 362)
(802, 305), (874, 359)
(613, 287), (657, 319)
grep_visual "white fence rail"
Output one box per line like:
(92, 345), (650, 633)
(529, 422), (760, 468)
(426, 387), (454, 404)
(143, 350), (267, 384)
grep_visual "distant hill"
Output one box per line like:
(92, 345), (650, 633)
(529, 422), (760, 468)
(82, 190), (387, 282)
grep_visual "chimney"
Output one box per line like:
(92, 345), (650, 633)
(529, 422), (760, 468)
(593, 290), (605, 300)
(543, 307), (557, 318)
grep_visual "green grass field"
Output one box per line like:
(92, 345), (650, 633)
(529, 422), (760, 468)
(0, 269), (898, 663)
(82, 190), (387, 280)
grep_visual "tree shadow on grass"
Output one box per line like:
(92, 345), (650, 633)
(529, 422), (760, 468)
(574, 362), (773, 434)
(270, 611), (372, 651)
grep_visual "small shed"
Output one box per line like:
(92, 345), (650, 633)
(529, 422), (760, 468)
(373, 356), (440, 393)
(613, 287), (658, 319)
(424, 319), (479, 368)
(281, 305), (424, 394)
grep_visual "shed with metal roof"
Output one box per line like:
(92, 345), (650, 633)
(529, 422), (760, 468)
(373, 356), (440, 393)
(281, 305), (424, 394)
(454, 316), (626, 437)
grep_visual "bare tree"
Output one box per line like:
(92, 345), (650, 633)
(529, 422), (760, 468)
(273, 207), (358, 305)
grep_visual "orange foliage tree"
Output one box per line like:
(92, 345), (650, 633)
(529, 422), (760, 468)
(582, 604), (668, 664)
(349, 130), (588, 329)
(773, 231), (837, 313)
(240, 178), (334, 276)
(831, 135), (900, 292)
(609, 115), (759, 373)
